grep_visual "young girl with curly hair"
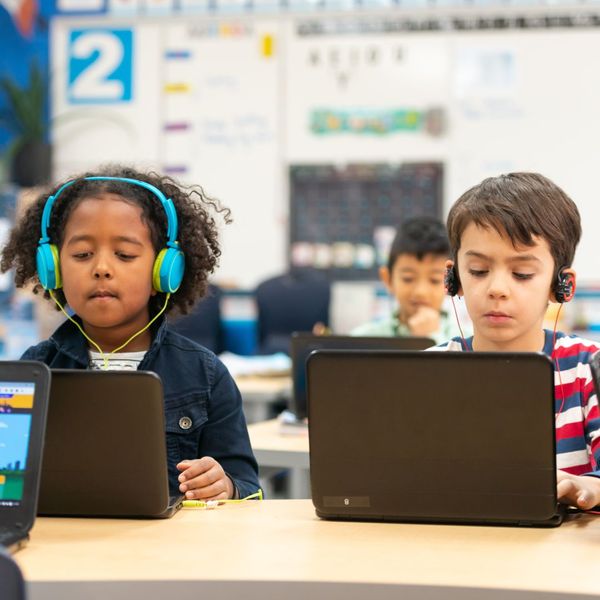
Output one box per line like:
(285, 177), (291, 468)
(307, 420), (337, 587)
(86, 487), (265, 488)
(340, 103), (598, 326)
(0, 165), (260, 501)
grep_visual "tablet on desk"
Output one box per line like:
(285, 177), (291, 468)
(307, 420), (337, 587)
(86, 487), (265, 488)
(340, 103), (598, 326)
(38, 370), (183, 519)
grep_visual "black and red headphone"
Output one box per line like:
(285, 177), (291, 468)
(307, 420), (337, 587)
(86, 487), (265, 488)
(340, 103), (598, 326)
(553, 269), (576, 303)
(444, 265), (461, 297)
(444, 265), (575, 303)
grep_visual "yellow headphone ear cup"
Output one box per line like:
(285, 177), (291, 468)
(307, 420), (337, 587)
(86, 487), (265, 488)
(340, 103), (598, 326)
(49, 244), (62, 289)
(152, 249), (167, 292)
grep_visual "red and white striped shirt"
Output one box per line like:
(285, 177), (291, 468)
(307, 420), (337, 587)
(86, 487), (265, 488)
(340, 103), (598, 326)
(434, 330), (600, 478)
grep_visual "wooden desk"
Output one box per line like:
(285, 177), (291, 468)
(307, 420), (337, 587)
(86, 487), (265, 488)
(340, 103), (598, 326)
(236, 376), (291, 423)
(248, 418), (310, 498)
(15, 500), (600, 600)
(248, 418), (309, 469)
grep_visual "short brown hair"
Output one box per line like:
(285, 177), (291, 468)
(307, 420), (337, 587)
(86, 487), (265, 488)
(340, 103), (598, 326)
(447, 172), (581, 274)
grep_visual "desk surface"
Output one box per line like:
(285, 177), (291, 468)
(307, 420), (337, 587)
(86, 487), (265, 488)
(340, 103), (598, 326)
(248, 418), (309, 455)
(235, 375), (291, 402)
(235, 375), (292, 423)
(15, 500), (600, 600)
(248, 419), (310, 497)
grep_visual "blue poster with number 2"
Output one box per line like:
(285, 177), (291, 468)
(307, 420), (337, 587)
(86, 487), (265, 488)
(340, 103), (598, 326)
(67, 28), (133, 104)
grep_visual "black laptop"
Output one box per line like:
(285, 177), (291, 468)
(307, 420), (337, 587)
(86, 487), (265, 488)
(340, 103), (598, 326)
(307, 350), (565, 527)
(0, 361), (50, 552)
(290, 333), (434, 420)
(38, 370), (183, 518)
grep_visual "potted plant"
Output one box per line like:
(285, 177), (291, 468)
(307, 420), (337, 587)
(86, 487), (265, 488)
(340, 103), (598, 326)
(0, 61), (51, 187)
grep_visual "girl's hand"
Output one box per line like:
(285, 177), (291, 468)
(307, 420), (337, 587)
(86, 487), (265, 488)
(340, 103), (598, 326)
(176, 456), (234, 500)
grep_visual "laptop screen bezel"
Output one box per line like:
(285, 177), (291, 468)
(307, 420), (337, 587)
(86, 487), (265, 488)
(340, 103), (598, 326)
(0, 361), (51, 532)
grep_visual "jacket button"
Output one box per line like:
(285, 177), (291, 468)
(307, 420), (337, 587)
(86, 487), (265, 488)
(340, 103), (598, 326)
(179, 416), (192, 430)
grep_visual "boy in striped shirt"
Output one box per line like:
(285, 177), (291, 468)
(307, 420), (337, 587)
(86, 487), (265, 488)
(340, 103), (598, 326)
(436, 172), (600, 511)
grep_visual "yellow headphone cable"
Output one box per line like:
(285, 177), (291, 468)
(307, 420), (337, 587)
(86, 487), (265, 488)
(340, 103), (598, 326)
(49, 290), (171, 370)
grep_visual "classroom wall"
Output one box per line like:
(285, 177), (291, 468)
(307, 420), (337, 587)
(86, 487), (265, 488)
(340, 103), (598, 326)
(49, 12), (600, 287)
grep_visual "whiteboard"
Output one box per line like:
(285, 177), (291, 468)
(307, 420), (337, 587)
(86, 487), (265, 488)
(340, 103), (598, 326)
(51, 17), (284, 288)
(160, 20), (284, 286)
(446, 29), (600, 283)
(283, 23), (600, 282)
(284, 26), (450, 162)
(52, 16), (600, 284)
(51, 20), (163, 172)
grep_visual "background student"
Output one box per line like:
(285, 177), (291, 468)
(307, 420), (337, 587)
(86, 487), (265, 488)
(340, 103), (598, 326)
(352, 216), (464, 343)
(0, 165), (260, 502)
(438, 172), (600, 510)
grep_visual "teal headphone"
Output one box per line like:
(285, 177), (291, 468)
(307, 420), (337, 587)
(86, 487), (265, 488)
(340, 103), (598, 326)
(36, 176), (185, 293)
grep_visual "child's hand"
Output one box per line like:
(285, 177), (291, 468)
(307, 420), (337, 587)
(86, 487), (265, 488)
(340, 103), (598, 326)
(407, 306), (440, 337)
(176, 457), (234, 500)
(557, 470), (600, 510)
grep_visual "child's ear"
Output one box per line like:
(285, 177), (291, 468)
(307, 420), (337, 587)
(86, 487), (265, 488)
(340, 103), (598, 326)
(445, 259), (453, 271)
(379, 266), (392, 293)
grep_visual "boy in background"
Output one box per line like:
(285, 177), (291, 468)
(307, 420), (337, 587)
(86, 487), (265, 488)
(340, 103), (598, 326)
(352, 216), (463, 343)
(438, 172), (600, 510)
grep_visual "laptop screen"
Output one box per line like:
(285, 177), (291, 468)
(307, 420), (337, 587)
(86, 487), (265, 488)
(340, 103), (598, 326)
(0, 381), (37, 508)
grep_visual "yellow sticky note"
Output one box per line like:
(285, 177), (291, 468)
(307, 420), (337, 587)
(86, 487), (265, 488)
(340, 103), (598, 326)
(164, 83), (190, 94)
(261, 34), (274, 58)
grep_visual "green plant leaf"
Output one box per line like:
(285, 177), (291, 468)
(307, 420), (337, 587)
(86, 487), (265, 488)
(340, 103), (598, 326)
(0, 60), (46, 143)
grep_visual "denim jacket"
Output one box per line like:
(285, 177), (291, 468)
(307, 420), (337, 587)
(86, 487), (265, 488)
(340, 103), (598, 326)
(21, 316), (260, 498)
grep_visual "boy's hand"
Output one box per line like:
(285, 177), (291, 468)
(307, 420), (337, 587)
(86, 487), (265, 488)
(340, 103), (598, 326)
(407, 306), (441, 337)
(557, 470), (600, 510)
(176, 457), (234, 500)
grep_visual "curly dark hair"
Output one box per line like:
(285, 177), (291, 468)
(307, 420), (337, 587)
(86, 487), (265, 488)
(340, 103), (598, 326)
(0, 165), (231, 316)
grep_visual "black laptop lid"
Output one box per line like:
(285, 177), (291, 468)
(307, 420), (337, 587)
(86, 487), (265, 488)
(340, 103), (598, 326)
(38, 370), (173, 518)
(291, 333), (434, 420)
(307, 350), (558, 526)
(0, 361), (50, 537)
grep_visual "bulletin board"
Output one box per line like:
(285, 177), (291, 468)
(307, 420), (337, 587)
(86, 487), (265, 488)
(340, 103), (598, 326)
(289, 162), (443, 280)
(51, 15), (600, 285)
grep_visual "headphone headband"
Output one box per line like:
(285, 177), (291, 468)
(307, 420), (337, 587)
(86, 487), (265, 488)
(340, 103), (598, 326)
(36, 175), (185, 293)
(40, 176), (178, 243)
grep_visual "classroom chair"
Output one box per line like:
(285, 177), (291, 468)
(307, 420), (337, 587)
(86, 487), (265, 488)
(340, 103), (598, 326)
(169, 284), (224, 354)
(0, 548), (26, 600)
(255, 270), (330, 355)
